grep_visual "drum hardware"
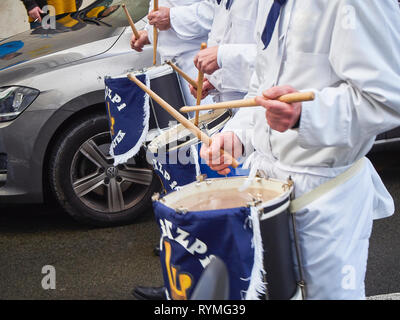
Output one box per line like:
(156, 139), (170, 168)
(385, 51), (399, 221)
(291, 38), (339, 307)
(283, 176), (294, 192)
(290, 208), (307, 300)
(196, 174), (207, 183)
(176, 207), (188, 215)
(286, 177), (306, 300)
(255, 171), (263, 179)
(152, 192), (161, 202)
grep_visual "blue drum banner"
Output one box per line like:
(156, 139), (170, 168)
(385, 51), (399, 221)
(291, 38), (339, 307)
(153, 201), (265, 300)
(104, 75), (150, 165)
(151, 146), (199, 194)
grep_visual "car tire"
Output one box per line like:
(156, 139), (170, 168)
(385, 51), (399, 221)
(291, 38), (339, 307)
(48, 112), (159, 227)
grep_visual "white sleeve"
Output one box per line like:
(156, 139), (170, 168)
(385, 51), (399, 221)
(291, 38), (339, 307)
(298, 0), (400, 149)
(169, 0), (215, 41)
(221, 71), (261, 155)
(216, 43), (257, 93)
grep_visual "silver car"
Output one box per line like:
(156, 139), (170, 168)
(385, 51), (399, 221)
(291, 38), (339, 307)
(0, 0), (163, 226)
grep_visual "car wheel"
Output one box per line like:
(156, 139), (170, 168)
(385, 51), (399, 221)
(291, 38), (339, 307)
(49, 113), (158, 227)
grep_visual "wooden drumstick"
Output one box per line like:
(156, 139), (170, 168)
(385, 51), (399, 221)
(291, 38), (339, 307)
(166, 61), (198, 89)
(122, 4), (140, 39)
(153, 0), (159, 65)
(127, 73), (240, 169)
(194, 42), (207, 127)
(179, 92), (315, 113)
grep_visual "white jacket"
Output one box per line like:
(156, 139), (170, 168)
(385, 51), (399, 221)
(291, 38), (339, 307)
(224, 0), (400, 169)
(145, 0), (211, 63)
(170, 0), (259, 101)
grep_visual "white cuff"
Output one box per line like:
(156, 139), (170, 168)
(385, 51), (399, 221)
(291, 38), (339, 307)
(217, 45), (224, 68)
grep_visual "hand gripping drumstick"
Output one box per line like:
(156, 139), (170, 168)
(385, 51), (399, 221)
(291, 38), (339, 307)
(153, 0), (159, 65)
(194, 43), (208, 127)
(127, 74), (240, 169)
(179, 92), (315, 113)
(166, 61), (198, 89)
(122, 4), (140, 39)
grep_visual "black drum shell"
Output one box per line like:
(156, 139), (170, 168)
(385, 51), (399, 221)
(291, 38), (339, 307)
(259, 197), (297, 300)
(148, 71), (187, 130)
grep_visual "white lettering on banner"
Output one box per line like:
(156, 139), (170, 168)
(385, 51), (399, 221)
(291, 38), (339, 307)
(111, 130), (126, 149)
(105, 88), (127, 113)
(117, 103), (127, 111)
(175, 228), (190, 249)
(158, 218), (212, 268)
(105, 86), (112, 100)
(152, 159), (184, 191)
(111, 94), (121, 104)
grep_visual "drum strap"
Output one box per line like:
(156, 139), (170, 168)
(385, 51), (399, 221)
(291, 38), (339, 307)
(289, 158), (365, 214)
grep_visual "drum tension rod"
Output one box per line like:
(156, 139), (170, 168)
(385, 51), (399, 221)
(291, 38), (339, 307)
(287, 177), (307, 300)
(152, 193), (160, 202)
(176, 207), (188, 215)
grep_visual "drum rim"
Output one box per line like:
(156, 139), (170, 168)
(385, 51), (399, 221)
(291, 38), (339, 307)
(156, 176), (293, 213)
(108, 63), (174, 81)
(147, 110), (231, 154)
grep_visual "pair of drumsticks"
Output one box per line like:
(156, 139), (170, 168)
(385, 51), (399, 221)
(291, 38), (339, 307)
(122, 4), (315, 169)
(122, 2), (158, 65)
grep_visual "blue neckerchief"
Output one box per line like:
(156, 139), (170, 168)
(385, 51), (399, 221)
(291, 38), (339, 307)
(216, 0), (222, 5)
(261, 0), (287, 49)
(226, 0), (233, 10)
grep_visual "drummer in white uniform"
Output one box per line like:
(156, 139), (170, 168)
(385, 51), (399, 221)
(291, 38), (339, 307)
(172, 0), (259, 104)
(130, 0), (214, 107)
(201, 0), (400, 299)
(131, 0), (260, 300)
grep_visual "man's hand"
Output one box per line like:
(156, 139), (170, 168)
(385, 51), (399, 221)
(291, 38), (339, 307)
(28, 6), (44, 22)
(148, 7), (171, 31)
(189, 78), (215, 100)
(194, 46), (220, 75)
(130, 30), (150, 52)
(200, 132), (243, 175)
(255, 85), (302, 132)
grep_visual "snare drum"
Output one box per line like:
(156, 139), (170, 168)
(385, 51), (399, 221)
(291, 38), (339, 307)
(153, 176), (298, 300)
(128, 63), (189, 141)
(147, 110), (233, 193)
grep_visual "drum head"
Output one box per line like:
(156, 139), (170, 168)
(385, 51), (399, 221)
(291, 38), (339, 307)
(159, 177), (292, 212)
(147, 110), (231, 153)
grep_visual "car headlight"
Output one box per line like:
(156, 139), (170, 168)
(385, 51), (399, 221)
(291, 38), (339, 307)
(0, 86), (40, 122)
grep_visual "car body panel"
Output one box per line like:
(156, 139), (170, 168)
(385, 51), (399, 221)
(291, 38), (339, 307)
(0, 0), (153, 204)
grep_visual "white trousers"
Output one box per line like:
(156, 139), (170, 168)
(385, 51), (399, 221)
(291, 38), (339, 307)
(245, 152), (394, 300)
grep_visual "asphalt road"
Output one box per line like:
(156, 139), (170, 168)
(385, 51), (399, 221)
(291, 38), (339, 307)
(0, 151), (399, 300)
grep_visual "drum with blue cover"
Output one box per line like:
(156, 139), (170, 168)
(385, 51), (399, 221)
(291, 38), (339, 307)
(152, 176), (300, 300)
